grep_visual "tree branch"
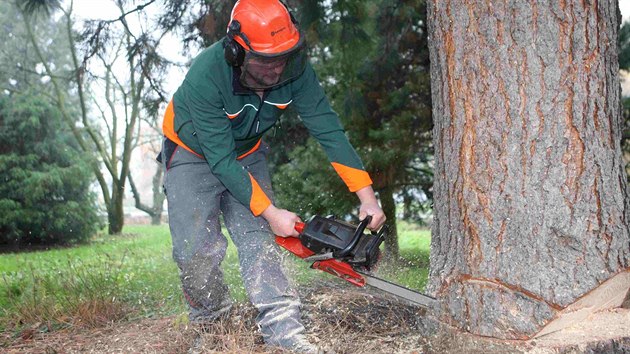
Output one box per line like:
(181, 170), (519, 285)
(128, 172), (156, 216)
(90, 93), (113, 143)
(10, 64), (71, 81)
(104, 0), (156, 24)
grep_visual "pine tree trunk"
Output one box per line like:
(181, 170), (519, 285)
(379, 185), (399, 261)
(427, 0), (630, 339)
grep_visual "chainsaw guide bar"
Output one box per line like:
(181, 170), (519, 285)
(358, 271), (437, 308)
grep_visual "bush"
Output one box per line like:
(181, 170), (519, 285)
(0, 93), (100, 245)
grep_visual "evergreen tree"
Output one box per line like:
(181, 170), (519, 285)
(0, 92), (101, 245)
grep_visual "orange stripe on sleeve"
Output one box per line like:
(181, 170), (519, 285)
(249, 173), (272, 216)
(331, 162), (373, 192)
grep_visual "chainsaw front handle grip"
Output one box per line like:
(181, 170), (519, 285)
(334, 215), (372, 258)
(294, 222), (306, 234)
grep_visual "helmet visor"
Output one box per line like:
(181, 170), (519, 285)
(239, 35), (307, 90)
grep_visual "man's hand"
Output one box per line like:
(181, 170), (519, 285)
(356, 186), (386, 231)
(261, 204), (302, 237)
(359, 202), (386, 231)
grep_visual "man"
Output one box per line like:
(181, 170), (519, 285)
(160, 0), (386, 352)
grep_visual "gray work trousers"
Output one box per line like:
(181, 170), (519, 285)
(162, 141), (305, 346)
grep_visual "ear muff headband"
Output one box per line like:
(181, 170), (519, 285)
(224, 1), (298, 67)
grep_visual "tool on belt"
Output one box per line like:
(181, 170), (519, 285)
(275, 215), (437, 309)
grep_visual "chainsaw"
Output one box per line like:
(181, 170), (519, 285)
(275, 215), (437, 309)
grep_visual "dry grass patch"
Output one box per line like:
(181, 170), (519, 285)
(2, 316), (197, 354)
(190, 303), (267, 353)
(302, 283), (428, 353)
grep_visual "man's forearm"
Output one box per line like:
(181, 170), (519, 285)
(355, 185), (378, 204)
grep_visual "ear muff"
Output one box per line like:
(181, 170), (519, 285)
(224, 21), (246, 67)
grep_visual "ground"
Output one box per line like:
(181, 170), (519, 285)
(2, 282), (629, 353)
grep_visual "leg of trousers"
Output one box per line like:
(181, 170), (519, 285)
(164, 145), (232, 322)
(163, 142), (305, 346)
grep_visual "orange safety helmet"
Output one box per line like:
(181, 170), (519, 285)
(224, 0), (307, 90)
(230, 0), (300, 54)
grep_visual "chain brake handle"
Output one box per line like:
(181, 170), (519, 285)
(333, 215), (372, 258)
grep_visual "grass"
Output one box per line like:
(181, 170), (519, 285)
(0, 221), (430, 334)
(0, 225), (183, 332)
(385, 221), (431, 291)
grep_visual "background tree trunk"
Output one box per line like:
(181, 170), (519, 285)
(109, 184), (125, 234)
(379, 186), (399, 261)
(150, 168), (165, 225)
(128, 167), (165, 225)
(427, 0), (630, 339)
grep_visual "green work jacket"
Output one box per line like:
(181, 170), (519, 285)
(164, 38), (372, 215)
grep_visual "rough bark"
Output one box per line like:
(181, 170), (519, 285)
(427, 0), (630, 339)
